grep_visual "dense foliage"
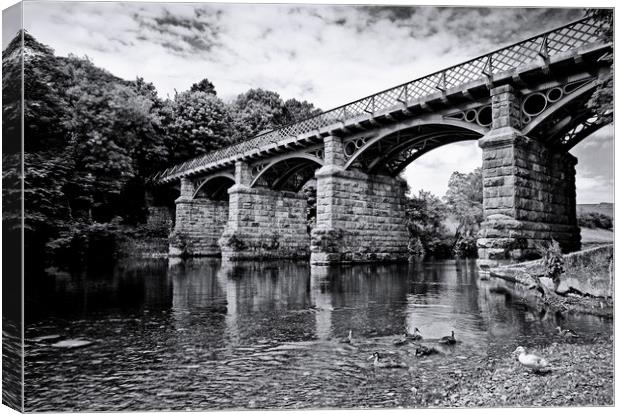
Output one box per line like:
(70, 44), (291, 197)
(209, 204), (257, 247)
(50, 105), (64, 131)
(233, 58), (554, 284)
(405, 190), (451, 259)
(578, 211), (613, 230)
(2, 31), (321, 266)
(444, 168), (483, 257)
(404, 168), (484, 260)
(585, 9), (613, 125)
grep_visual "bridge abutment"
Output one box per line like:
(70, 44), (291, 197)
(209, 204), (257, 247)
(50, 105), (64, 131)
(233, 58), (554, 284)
(169, 178), (229, 257)
(477, 85), (580, 265)
(168, 178), (228, 256)
(218, 161), (310, 261)
(310, 137), (409, 265)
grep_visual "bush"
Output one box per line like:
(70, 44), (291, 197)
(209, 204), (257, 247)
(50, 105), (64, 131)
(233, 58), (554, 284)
(408, 237), (425, 259)
(578, 212), (613, 230)
(423, 236), (454, 260)
(453, 235), (478, 258)
(45, 218), (129, 267)
(537, 239), (565, 291)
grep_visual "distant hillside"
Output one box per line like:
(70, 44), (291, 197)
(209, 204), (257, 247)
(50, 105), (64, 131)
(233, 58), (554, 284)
(577, 203), (614, 217)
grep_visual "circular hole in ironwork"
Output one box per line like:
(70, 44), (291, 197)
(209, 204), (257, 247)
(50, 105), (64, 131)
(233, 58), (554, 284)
(522, 115), (531, 124)
(546, 87), (563, 103)
(344, 142), (356, 156)
(465, 110), (477, 122)
(522, 92), (547, 117)
(476, 105), (492, 127)
(354, 138), (365, 149)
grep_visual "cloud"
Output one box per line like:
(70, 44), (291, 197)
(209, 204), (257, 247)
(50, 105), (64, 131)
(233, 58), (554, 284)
(571, 125), (614, 204)
(403, 141), (482, 198)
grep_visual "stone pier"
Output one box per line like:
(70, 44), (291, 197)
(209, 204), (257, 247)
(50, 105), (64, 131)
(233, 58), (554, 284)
(218, 161), (310, 260)
(310, 136), (409, 265)
(169, 178), (229, 257)
(477, 85), (580, 264)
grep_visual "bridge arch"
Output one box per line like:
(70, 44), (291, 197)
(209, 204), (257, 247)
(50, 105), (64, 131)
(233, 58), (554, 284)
(250, 153), (324, 191)
(193, 172), (235, 200)
(344, 119), (486, 176)
(521, 79), (610, 150)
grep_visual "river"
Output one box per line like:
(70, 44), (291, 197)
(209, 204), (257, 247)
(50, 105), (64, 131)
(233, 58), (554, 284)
(24, 258), (612, 411)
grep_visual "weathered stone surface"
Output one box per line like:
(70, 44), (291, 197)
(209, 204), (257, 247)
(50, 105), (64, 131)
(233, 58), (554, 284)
(219, 186), (310, 260)
(169, 197), (228, 257)
(310, 168), (409, 264)
(477, 86), (580, 265)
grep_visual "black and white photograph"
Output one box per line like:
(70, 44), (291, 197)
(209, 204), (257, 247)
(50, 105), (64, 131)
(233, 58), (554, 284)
(1, 0), (616, 411)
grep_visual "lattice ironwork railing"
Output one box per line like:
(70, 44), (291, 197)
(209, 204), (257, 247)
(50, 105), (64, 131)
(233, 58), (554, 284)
(153, 16), (604, 183)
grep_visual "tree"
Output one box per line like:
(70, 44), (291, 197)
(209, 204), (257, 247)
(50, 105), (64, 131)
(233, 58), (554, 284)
(189, 77), (217, 95)
(444, 168), (483, 238)
(163, 91), (236, 163)
(405, 190), (450, 258)
(281, 98), (322, 124)
(231, 88), (285, 140)
(11, 31), (71, 153)
(585, 9), (613, 125)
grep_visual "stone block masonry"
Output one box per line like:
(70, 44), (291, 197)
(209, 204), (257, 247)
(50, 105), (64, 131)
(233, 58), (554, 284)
(311, 166), (409, 264)
(478, 129), (580, 262)
(169, 198), (229, 257)
(219, 186), (310, 260)
(477, 84), (581, 264)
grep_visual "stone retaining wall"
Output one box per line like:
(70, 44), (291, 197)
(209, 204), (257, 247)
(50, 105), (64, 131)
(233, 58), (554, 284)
(219, 186), (310, 260)
(310, 166), (409, 264)
(498, 244), (613, 298)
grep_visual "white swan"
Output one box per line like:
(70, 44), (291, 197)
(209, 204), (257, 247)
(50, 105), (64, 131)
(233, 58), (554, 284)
(512, 346), (549, 372)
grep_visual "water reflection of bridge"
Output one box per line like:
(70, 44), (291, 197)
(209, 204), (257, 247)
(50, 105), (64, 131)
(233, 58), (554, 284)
(166, 259), (505, 345)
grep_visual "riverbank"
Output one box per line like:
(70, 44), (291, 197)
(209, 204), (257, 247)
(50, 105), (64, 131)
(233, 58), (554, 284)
(488, 245), (613, 318)
(431, 336), (614, 407)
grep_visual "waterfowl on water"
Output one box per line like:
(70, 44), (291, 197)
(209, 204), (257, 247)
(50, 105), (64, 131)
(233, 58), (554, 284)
(340, 330), (353, 344)
(556, 326), (580, 338)
(512, 346), (549, 372)
(368, 352), (407, 368)
(415, 344), (439, 357)
(438, 331), (457, 345)
(406, 327), (423, 341)
(393, 334), (408, 346)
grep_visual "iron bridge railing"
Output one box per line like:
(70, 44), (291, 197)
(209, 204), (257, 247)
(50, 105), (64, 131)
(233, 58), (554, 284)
(153, 16), (603, 183)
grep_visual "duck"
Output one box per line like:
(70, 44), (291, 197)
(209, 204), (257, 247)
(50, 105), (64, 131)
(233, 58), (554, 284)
(406, 327), (423, 341)
(340, 330), (353, 344)
(393, 334), (408, 346)
(368, 352), (407, 368)
(556, 326), (580, 338)
(415, 344), (439, 357)
(438, 330), (457, 345)
(512, 346), (549, 372)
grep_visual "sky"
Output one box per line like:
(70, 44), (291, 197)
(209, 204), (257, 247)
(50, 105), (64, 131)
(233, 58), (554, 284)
(9, 1), (614, 203)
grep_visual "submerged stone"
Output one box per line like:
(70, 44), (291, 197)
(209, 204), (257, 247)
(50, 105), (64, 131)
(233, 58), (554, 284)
(51, 339), (93, 349)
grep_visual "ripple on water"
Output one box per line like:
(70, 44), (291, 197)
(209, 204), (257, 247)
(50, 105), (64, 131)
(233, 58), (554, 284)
(24, 258), (613, 411)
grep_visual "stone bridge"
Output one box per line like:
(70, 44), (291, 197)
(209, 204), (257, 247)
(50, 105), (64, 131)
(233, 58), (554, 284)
(150, 17), (612, 265)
